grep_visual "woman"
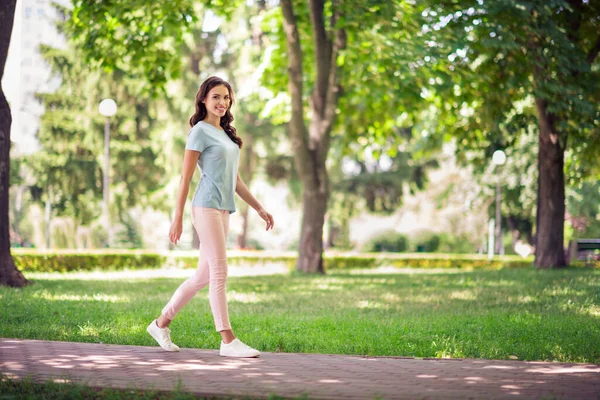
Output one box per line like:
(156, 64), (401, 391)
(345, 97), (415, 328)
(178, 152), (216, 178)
(147, 76), (274, 358)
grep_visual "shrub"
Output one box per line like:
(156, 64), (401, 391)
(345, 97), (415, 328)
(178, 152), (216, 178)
(436, 233), (478, 254)
(13, 251), (164, 273)
(412, 231), (440, 252)
(15, 249), (592, 273)
(363, 231), (409, 253)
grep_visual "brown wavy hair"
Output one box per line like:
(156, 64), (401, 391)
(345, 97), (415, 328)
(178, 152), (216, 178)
(189, 76), (243, 148)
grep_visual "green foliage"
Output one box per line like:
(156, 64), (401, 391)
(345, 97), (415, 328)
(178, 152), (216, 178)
(112, 214), (144, 249)
(412, 231), (441, 253)
(10, 249), (561, 273)
(328, 254), (538, 270)
(363, 231), (409, 253)
(0, 374), (199, 399)
(258, 1), (435, 153)
(332, 149), (438, 214)
(18, 4), (174, 251)
(69, 0), (193, 92)
(13, 251), (164, 273)
(362, 230), (481, 255)
(419, 0), (600, 178)
(436, 232), (479, 254)
(68, 0), (245, 93)
(28, 44), (104, 224)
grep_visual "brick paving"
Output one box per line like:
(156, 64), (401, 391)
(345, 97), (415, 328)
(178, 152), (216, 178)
(1, 338), (599, 399)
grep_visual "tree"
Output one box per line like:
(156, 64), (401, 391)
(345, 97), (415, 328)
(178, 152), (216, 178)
(258, 0), (435, 272)
(419, 0), (600, 268)
(28, 23), (169, 248)
(274, 0), (346, 272)
(0, 0), (28, 287)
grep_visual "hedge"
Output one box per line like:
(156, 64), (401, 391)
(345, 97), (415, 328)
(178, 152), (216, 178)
(5, 249), (573, 273)
(12, 252), (160, 273)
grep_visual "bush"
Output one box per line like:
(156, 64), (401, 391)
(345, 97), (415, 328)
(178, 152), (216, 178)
(412, 231), (440, 252)
(363, 231), (409, 253)
(13, 251), (164, 273)
(15, 249), (594, 273)
(436, 233), (478, 254)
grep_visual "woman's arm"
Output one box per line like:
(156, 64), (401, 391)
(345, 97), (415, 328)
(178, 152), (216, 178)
(169, 150), (200, 244)
(236, 174), (274, 230)
(235, 174), (263, 212)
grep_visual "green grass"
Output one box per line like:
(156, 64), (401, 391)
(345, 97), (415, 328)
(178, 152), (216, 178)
(0, 374), (191, 400)
(0, 374), (293, 400)
(2, 267), (600, 363)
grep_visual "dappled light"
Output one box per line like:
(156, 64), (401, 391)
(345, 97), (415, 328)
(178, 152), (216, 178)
(32, 290), (129, 303)
(3, 267), (600, 364)
(449, 290), (477, 300)
(2, 0), (599, 397)
(227, 290), (277, 304)
(25, 264), (289, 281)
(2, 338), (599, 399)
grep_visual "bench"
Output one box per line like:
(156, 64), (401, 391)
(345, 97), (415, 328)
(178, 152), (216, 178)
(569, 239), (600, 263)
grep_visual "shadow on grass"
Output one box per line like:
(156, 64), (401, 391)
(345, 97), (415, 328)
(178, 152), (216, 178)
(2, 267), (599, 362)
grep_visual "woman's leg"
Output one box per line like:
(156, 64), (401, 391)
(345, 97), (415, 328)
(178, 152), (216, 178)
(216, 209), (236, 344)
(193, 207), (233, 335)
(192, 208), (259, 357)
(159, 207), (211, 326)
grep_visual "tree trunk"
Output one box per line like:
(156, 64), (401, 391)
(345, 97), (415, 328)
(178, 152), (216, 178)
(0, 0), (29, 287)
(280, 0), (344, 273)
(534, 98), (566, 268)
(297, 155), (328, 273)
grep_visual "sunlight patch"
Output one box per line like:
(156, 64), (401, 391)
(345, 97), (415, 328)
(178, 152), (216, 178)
(228, 291), (275, 304)
(77, 322), (111, 337)
(315, 283), (344, 290)
(357, 300), (387, 309)
(381, 293), (401, 302)
(517, 295), (533, 304)
(411, 294), (442, 304)
(483, 280), (516, 287)
(449, 290), (476, 300)
(26, 265), (288, 281)
(588, 305), (600, 317)
(33, 290), (129, 303)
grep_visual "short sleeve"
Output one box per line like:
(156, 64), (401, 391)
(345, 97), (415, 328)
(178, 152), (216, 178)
(185, 125), (207, 152)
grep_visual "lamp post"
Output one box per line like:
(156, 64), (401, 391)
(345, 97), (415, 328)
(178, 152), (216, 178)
(99, 99), (117, 247)
(492, 149), (506, 256)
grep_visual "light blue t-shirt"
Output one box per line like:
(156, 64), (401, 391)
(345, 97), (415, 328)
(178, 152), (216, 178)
(186, 121), (240, 214)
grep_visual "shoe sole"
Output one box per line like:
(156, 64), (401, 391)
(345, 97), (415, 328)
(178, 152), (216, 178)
(219, 352), (260, 358)
(146, 325), (180, 352)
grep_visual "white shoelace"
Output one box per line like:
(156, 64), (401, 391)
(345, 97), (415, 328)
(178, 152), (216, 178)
(163, 327), (174, 345)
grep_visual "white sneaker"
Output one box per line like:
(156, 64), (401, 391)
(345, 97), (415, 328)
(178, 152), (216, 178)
(146, 320), (180, 352)
(219, 338), (260, 358)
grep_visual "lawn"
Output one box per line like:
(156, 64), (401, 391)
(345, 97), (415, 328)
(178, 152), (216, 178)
(2, 266), (599, 363)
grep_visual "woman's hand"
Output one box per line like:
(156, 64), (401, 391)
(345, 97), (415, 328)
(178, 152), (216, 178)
(169, 218), (183, 245)
(257, 208), (274, 231)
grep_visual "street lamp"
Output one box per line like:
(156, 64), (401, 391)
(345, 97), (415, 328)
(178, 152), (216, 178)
(492, 149), (506, 256)
(99, 99), (117, 247)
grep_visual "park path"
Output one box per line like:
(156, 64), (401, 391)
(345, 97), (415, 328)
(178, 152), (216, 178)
(1, 338), (599, 399)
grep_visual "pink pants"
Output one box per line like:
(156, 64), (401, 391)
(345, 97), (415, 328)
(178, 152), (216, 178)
(162, 207), (231, 331)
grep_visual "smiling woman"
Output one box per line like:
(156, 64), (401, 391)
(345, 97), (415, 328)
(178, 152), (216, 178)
(146, 76), (275, 359)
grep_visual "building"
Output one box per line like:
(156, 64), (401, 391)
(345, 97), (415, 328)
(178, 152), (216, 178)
(3, 0), (68, 156)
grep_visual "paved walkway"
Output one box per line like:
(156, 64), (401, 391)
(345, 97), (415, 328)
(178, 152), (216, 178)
(1, 338), (599, 399)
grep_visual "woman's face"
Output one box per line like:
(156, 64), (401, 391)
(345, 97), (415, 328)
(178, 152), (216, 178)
(203, 84), (231, 119)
